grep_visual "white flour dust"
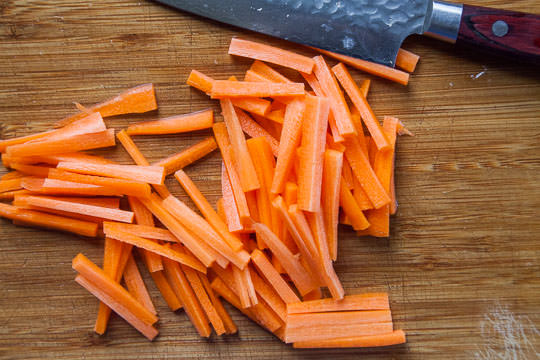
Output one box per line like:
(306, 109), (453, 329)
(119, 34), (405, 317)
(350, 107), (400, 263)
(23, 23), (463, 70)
(474, 303), (539, 360)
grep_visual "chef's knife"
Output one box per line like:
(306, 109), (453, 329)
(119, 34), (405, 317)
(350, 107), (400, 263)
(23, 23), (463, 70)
(153, 0), (540, 66)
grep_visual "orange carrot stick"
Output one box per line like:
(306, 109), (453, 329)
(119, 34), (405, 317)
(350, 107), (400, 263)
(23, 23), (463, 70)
(8, 164), (51, 178)
(284, 310), (393, 343)
(15, 194), (134, 223)
(313, 47), (409, 86)
(271, 98), (306, 194)
(232, 265), (255, 308)
(57, 162), (164, 186)
(174, 170), (243, 251)
(186, 70), (214, 93)
(236, 108), (280, 157)
(287, 204), (319, 260)
(30, 178), (122, 197)
(162, 194), (249, 269)
(103, 222), (206, 273)
(4, 152), (115, 167)
(0, 189), (31, 201)
(149, 270), (182, 311)
(396, 48), (420, 72)
(182, 262), (226, 335)
(220, 163), (244, 233)
(253, 223), (317, 296)
(249, 266), (287, 322)
(340, 180), (370, 231)
(48, 169), (151, 198)
(6, 129), (115, 158)
(0, 202), (98, 237)
(0, 177), (23, 193)
(312, 55), (356, 137)
(332, 63), (389, 151)
(252, 113), (282, 140)
(162, 257), (211, 337)
(212, 123), (251, 222)
(220, 98), (260, 192)
(72, 253), (158, 327)
(297, 95), (330, 212)
(57, 83), (158, 127)
(154, 137), (217, 175)
(124, 255), (157, 315)
(352, 175), (374, 211)
(1, 171), (24, 181)
(229, 38), (315, 74)
(322, 150), (343, 261)
(250, 60), (294, 83)
(326, 133), (346, 153)
(287, 293), (389, 314)
(0, 131), (56, 153)
(126, 109), (214, 135)
(127, 196), (164, 273)
(284, 182), (298, 205)
(343, 135), (390, 209)
(293, 329), (406, 348)
(139, 194), (218, 267)
(101, 222), (176, 242)
(211, 81), (304, 99)
(199, 273), (237, 334)
(360, 79), (371, 97)
(302, 288), (322, 301)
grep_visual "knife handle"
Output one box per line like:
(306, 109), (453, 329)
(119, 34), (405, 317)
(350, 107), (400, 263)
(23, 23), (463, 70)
(457, 4), (540, 63)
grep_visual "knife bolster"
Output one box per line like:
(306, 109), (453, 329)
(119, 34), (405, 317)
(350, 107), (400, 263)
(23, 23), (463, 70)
(425, 1), (463, 43)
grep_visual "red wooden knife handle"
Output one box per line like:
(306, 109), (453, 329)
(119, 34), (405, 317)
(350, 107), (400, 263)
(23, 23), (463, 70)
(457, 5), (540, 63)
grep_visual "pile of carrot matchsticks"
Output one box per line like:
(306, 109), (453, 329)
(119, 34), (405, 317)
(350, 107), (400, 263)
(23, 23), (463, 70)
(0, 38), (415, 348)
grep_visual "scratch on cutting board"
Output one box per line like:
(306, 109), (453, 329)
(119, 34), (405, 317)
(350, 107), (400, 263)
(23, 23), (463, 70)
(474, 303), (539, 360)
(471, 66), (488, 80)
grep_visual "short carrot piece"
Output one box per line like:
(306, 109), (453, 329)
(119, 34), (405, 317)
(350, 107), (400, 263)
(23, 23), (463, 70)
(321, 150), (343, 261)
(0, 202), (98, 237)
(340, 180), (370, 231)
(48, 169), (151, 198)
(313, 47), (409, 86)
(312, 56), (356, 137)
(57, 162), (165, 185)
(162, 257), (211, 337)
(154, 137), (217, 175)
(123, 255), (157, 315)
(293, 330), (406, 348)
(396, 48), (420, 72)
(211, 81), (304, 99)
(233, 264), (255, 308)
(284, 310), (393, 343)
(287, 293), (390, 314)
(186, 70), (214, 93)
(103, 222), (206, 273)
(221, 162), (244, 233)
(250, 60), (294, 84)
(271, 98), (306, 194)
(236, 108), (280, 157)
(126, 109), (214, 135)
(297, 95), (330, 212)
(220, 98), (260, 192)
(174, 170), (243, 251)
(57, 83), (158, 127)
(15, 194), (134, 223)
(6, 129), (116, 158)
(229, 38), (315, 74)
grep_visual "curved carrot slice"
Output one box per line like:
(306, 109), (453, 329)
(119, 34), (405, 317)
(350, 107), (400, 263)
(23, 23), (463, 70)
(297, 95), (330, 212)
(174, 170), (243, 251)
(154, 137), (217, 175)
(16, 194), (134, 223)
(396, 48), (420, 72)
(57, 162), (165, 185)
(253, 223), (317, 296)
(229, 38), (315, 74)
(284, 310), (393, 343)
(271, 98), (306, 194)
(211, 81), (304, 99)
(103, 222), (206, 273)
(6, 129), (116, 158)
(220, 98), (260, 192)
(313, 48), (409, 86)
(124, 255), (157, 315)
(287, 293), (390, 314)
(293, 329), (406, 348)
(0, 202), (98, 237)
(236, 108), (280, 157)
(322, 150), (343, 261)
(126, 109), (213, 135)
(332, 63), (389, 151)
(162, 256), (211, 337)
(57, 83), (158, 127)
(48, 169), (151, 198)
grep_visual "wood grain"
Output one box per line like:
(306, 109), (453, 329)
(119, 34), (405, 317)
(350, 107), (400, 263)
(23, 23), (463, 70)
(1, 0), (539, 359)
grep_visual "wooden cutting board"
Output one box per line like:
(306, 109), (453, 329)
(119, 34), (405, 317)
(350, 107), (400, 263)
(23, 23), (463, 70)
(0, 0), (539, 358)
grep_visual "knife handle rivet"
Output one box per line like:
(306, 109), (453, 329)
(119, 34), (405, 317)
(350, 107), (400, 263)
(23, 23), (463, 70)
(491, 20), (509, 37)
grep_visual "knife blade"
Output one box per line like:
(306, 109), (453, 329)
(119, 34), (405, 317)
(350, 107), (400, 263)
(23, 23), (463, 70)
(153, 0), (540, 66)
